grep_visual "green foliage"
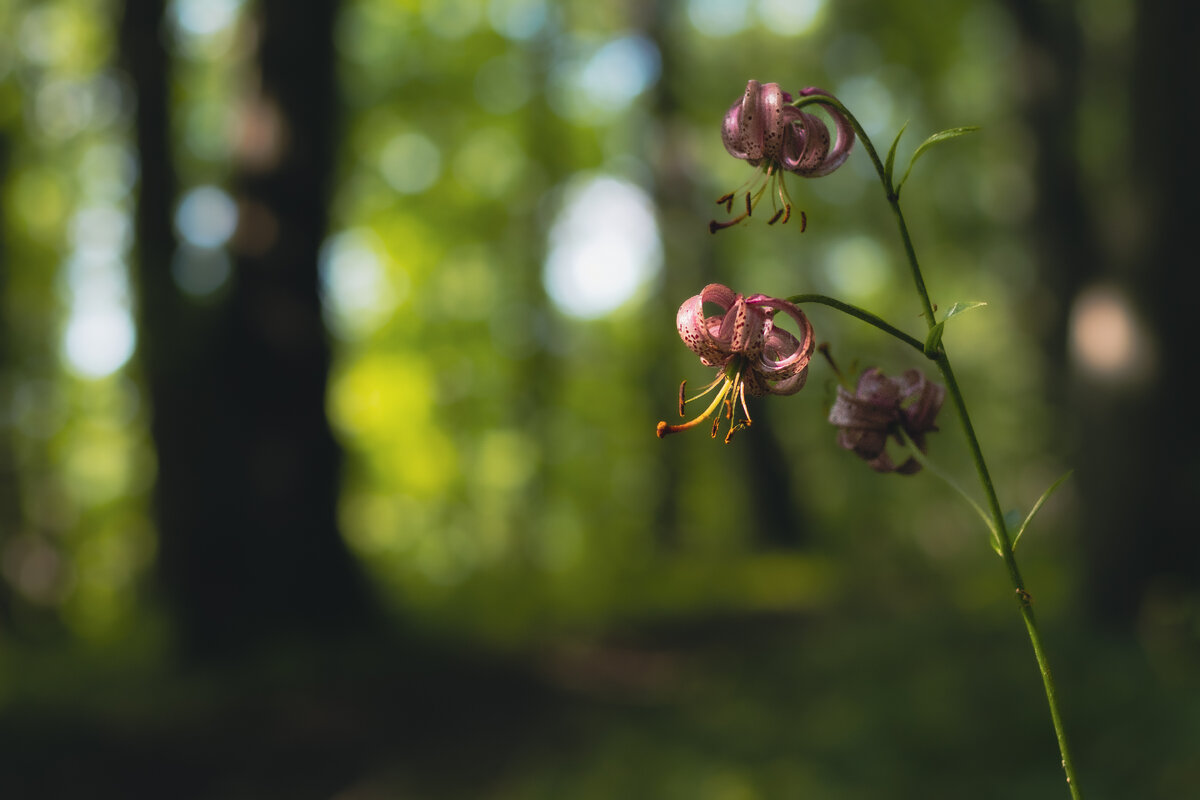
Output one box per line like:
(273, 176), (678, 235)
(1, 1), (1192, 796)
(924, 300), (988, 355)
(1012, 470), (1074, 551)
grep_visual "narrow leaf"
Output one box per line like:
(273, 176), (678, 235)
(898, 429), (1001, 554)
(895, 125), (980, 195)
(1012, 470), (1073, 550)
(944, 300), (988, 320)
(884, 121), (908, 194)
(925, 301), (986, 354)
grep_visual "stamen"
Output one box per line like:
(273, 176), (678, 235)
(716, 193), (735, 213)
(658, 361), (758, 443)
(736, 379), (752, 425)
(724, 421), (750, 444)
(744, 192), (753, 217)
(677, 380), (687, 417)
(685, 371), (728, 404)
(656, 378), (733, 437)
(709, 214), (748, 234)
(799, 210), (807, 233)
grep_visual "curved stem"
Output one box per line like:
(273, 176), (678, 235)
(793, 95), (938, 325)
(797, 94), (1083, 798)
(786, 293), (926, 353)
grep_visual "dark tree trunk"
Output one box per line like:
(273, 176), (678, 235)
(121, 0), (375, 661)
(1007, 0), (1200, 627)
(1083, 0), (1200, 625)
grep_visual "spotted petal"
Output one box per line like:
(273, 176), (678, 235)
(719, 294), (769, 360)
(789, 88), (856, 177)
(748, 295), (814, 379)
(676, 284), (736, 367)
(722, 80), (791, 163)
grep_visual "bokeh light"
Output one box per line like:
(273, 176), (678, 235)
(174, 185), (238, 248)
(1069, 284), (1154, 383)
(543, 174), (662, 319)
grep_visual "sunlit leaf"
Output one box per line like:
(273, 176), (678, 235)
(945, 300), (988, 320)
(924, 301), (987, 354)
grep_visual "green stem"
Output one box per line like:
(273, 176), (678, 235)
(797, 94), (1083, 798)
(786, 293), (926, 353)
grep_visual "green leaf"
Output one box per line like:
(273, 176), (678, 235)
(1012, 470), (1073, 550)
(944, 300), (988, 320)
(884, 121), (908, 194)
(897, 429), (1001, 554)
(924, 301), (986, 355)
(894, 125), (980, 196)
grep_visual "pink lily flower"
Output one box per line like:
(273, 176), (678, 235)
(711, 80), (855, 233)
(657, 284), (815, 443)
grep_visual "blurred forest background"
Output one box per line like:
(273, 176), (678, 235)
(1, 0), (1198, 797)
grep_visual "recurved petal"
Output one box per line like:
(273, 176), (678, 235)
(677, 284), (739, 365)
(719, 295), (768, 358)
(854, 368), (902, 408)
(676, 291), (723, 364)
(897, 369), (945, 432)
(837, 426), (888, 460)
(751, 296), (814, 377)
(721, 97), (753, 160)
(779, 109), (832, 175)
(797, 87), (856, 177)
(828, 384), (898, 430)
(764, 365), (809, 396)
(722, 80), (767, 161)
(757, 82), (789, 161)
(699, 282), (738, 309)
(792, 88), (859, 177)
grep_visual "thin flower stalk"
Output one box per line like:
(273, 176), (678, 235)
(791, 91), (1083, 799)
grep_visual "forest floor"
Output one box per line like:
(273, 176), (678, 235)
(1, 607), (1197, 799)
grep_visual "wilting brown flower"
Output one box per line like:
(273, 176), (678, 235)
(828, 368), (945, 474)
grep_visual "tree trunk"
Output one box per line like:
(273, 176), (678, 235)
(121, 0), (375, 660)
(1007, 0), (1200, 627)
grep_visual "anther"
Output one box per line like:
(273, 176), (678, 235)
(677, 380), (687, 417)
(709, 215), (747, 234)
